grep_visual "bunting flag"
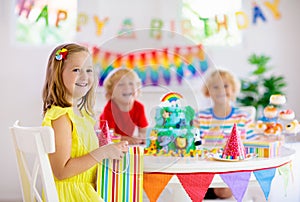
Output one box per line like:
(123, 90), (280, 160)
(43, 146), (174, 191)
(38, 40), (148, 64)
(144, 164), (293, 202)
(221, 172), (251, 202)
(176, 173), (214, 202)
(143, 173), (173, 202)
(253, 168), (276, 201)
(88, 44), (209, 86)
(277, 163), (292, 196)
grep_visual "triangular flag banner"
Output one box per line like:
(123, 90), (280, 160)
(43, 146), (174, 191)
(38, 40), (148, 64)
(143, 173), (173, 202)
(177, 173), (214, 202)
(221, 172), (251, 202)
(278, 163), (292, 195)
(253, 168), (276, 200)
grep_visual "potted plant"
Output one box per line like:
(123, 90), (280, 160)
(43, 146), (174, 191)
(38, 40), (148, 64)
(237, 54), (287, 117)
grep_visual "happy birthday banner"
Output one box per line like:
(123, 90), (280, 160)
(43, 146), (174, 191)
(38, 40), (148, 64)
(89, 44), (208, 86)
(15, 0), (282, 45)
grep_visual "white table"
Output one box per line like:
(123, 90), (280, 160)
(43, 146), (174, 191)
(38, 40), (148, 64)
(144, 146), (295, 173)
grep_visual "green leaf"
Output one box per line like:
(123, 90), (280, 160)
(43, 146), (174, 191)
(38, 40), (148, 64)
(238, 54), (287, 111)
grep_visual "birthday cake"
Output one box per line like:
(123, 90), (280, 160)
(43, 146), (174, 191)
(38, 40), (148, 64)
(144, 92), (201, 157)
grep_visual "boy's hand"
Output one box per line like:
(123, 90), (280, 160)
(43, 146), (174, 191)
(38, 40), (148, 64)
(121, 136), (145, 145)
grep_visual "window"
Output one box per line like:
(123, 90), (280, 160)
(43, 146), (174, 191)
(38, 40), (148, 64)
(182, 0), (242, 46)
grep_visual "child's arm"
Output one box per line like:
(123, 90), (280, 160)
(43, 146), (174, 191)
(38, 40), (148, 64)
(137, 127), (147, 145)
(121, 135), (145, 145)
(119, 126), (146, 145)
(49, 114), (128, 180)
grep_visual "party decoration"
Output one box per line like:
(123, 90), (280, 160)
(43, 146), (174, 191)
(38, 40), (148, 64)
(93, 16), (108, 36)
(91, 44), (209, 86)
(278, 163), (292, 195)
(149, 51), (160, 85)
(18, 0), (34, 18)
(76, 13), (89, 32)
(264, 0), (281, 20)
(161, 48), (171, 85)
(150, 18), (163, 40)
(36, 5), (49, 26)
(177, 173), (214, 202)
(143, 162), (292, 202)
(222, 124), (246, 160)
(161, 92), (183, 103)
(235, 11), (249, 30)
(253, 168), (276, 200)
(118, 18), (136, 38)
(15, 1), (76, 44)
(221, 172), (251, 202)
(16, 1), (283, 45)
(135, 53), (147, 85)
(55, 10), (68, 27)
(252, 3), (267, 24)
(143, 173), (173, 202)
(215, 15), (228, 32)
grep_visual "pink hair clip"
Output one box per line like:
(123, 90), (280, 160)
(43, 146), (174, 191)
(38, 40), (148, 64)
(55, 48), (68, 61)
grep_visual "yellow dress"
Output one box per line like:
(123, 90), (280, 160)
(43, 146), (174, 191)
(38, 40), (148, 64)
(42, 106), (103, 202)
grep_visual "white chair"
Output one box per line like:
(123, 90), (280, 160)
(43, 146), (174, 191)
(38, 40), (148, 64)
(10, 120), (59, 202)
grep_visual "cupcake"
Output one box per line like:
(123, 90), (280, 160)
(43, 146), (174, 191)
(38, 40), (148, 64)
(279, 109), (295, 120)
(270, 94), (286, 105)
(285, 120), (300, 134)
(263, 105), (278, 119)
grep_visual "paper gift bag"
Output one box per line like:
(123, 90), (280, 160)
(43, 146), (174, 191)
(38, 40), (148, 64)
(97, 146), (144, 202)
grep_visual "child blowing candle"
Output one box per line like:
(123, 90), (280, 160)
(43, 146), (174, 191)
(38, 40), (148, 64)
(100, 68), (149, 145)
(42, 43), (128, 201)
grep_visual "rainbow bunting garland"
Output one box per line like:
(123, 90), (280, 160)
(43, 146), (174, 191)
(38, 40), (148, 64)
(88, 44), (209, 86)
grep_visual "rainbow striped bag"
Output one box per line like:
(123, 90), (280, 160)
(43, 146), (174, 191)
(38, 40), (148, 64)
(97, 146), (144, 202)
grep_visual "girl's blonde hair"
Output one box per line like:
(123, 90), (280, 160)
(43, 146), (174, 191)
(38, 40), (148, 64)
(103, 68), (142, 100)
(202, 69), (241, 101)
(42, 43), (96, 116)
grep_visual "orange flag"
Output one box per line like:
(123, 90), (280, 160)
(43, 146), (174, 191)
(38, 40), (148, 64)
(143, 173), (174, 202)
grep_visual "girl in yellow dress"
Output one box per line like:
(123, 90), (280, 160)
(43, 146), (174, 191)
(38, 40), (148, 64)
(42, 43), (128, 201)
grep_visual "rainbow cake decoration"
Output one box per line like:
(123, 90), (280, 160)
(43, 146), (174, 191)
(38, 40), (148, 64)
(222, 124), (246, 160)
(160, 92), (183, 103)
(144, 92), (202, 157)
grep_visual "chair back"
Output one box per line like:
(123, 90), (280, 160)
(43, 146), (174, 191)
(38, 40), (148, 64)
(10, 120), (59, 202)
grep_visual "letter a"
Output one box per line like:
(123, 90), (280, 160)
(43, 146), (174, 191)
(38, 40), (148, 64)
(36, 5), (49, 26)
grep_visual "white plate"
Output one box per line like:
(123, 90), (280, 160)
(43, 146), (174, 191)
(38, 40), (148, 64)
(211, 153), (256, 162)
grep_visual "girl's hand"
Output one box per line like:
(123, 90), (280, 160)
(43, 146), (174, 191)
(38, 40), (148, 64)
(91, 141), (128, 161)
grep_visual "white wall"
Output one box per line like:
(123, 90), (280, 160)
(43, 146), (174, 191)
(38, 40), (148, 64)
(1, 0), (300, 201)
